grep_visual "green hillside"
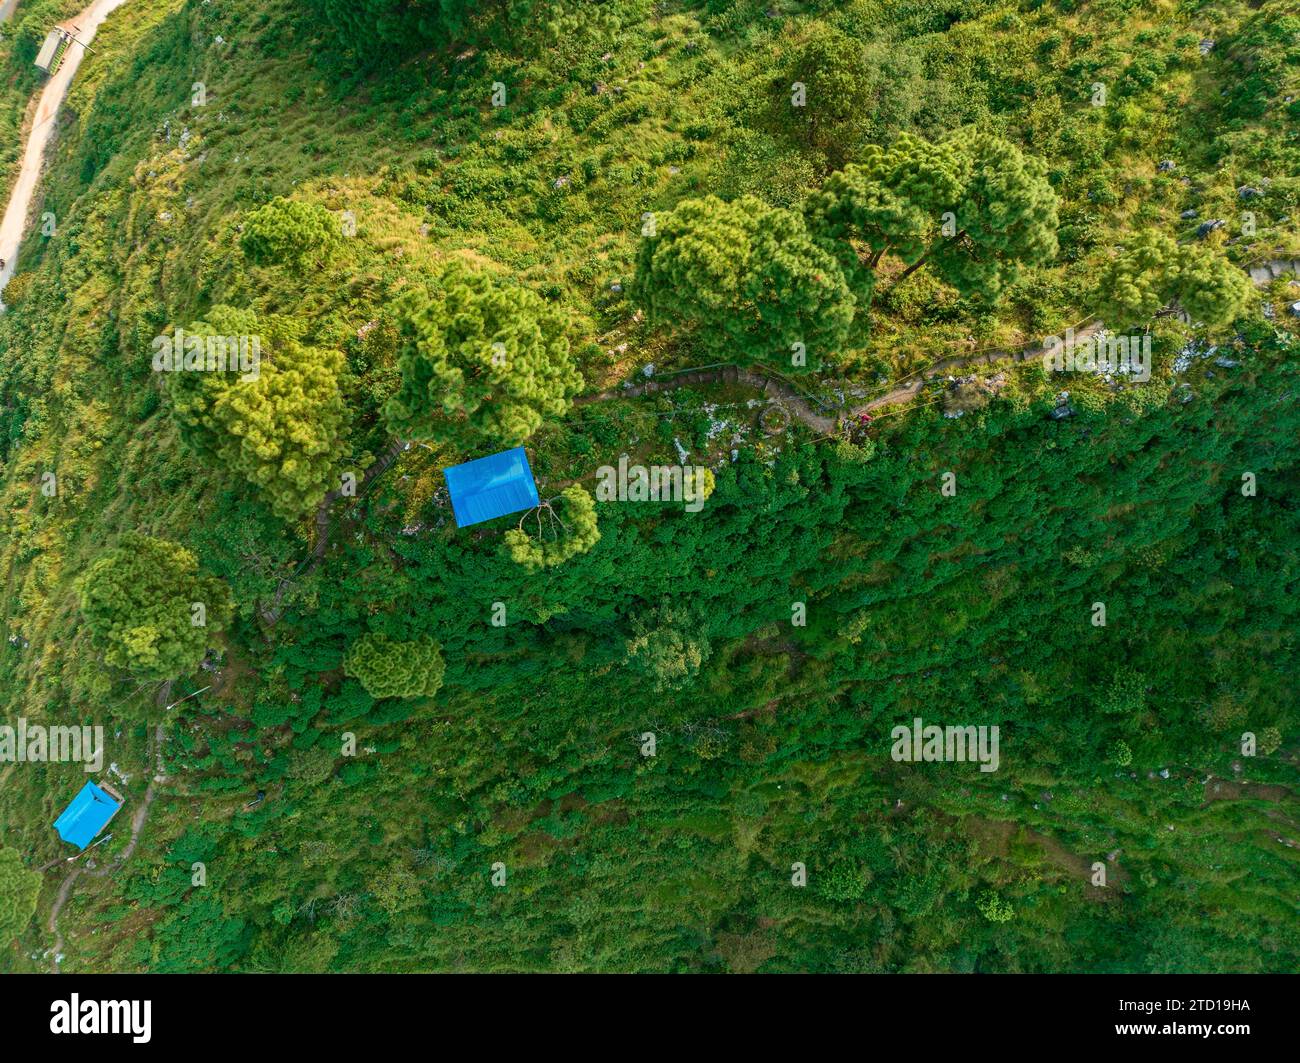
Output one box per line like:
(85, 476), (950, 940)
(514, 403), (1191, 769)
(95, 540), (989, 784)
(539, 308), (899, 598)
(0, 0), (1296, 972)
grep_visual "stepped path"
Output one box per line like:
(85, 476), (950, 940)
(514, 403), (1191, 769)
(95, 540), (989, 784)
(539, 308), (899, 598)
(0, 0), (131, 307)
(305, 263), (1292, 570)
(577, 258), (1294, 431)
(576, 320), (1110, 432)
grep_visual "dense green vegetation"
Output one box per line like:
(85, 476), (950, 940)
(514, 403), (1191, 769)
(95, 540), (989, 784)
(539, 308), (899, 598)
(0, 0), (1296, 974)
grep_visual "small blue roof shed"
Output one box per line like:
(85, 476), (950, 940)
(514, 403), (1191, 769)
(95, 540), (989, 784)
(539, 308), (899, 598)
(443, 447), (540, 528)
(53, 781), (123, 849)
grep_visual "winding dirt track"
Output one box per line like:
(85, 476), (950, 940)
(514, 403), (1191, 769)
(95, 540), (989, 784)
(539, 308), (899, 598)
(576, 319), (1109, 432)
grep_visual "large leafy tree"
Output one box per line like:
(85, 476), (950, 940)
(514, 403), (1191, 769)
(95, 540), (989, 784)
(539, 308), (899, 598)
(343, 633), (445, 699)
(163, 305), (263, 456)
(1093, 229), (1255, 329)
(383, 262), (581, 448)
(210, 339), (348, 521)
(625, 599), (712, 693)
(77, 534), (232, 680)
(632, 194), (856, 369)
(166, 310), (349, 521)
(0, 847), (40, 945)
(768, 26), (874, 169)
(762, 26), (945, 171)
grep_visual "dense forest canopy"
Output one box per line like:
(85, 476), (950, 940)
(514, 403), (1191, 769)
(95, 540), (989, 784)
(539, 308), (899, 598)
(0, 0), (1295, 973)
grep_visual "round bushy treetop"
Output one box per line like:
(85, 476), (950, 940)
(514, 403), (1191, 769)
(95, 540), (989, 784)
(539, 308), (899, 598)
(163, 305), (263, 461)
(0, 846), (40, 945)
(240, 197), (342, 272)
(977, 890), (1015, 923)
(77, 533), (232, 681)
(804, 134), (968, 303)
(504, 485), (600, 571)
(165, 310), (348, 521)
(763, 26), (940, 171)
(383, 262), (581, 448)
(212, 338), (348, 521)
(624, 599), (712, 693)
(1093, 230), (1175, 326)
(929, 130), (1059, 301)
(343, 632), (446, 700)
(1093, 229), (1255, 329)
(632, 194), (856, 370)
(1176, 248), (1256, 325)
(804, 131), (1056, 303)
(774, 25), (874, 168)
(1107, 739), (1134, 767)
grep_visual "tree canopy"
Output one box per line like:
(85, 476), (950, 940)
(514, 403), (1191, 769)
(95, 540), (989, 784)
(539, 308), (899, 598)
(77, 534), (232, 681)
(383, 262), (582, 448)
(804, 130), (1059, 304)
(343, 632), (446, 700)
(503, 485), (601, 571)
(632, 194), (856, 370)
(1093, 229), (1256, 329)
(165, 310), (349, 521)
(240, 197), (343, 272)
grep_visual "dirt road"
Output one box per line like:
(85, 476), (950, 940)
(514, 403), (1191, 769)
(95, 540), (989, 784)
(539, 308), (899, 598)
(0, 0), (131, 306)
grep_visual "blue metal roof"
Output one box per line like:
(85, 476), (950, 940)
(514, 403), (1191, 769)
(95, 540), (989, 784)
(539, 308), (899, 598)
(443, 447), (540, 528)
(53, 781), (122, 849)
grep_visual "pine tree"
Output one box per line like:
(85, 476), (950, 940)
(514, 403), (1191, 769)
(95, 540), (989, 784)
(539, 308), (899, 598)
(924, 130), (1059, 300)
(343, 632), (446, 699)
(1093, 229), (1255, 328)
(804, 134), (967, 305)
(624, 599), (712, 692)
(771, 25), (874, 169)
(241, 197), (343, 272)
(165, 310), (349, 521)
(77, 534), (232, 681)
(805, 131), (1058, 303)
(210, 337), (349, 521)
(504, 485), (601, 571)
(632, 195), (856, 370)
(383, 262), (581, 448)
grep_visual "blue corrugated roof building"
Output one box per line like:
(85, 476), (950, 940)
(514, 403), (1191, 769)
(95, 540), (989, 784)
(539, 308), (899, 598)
(443, 447), (540, 528)
(53, 781), (123, 849)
